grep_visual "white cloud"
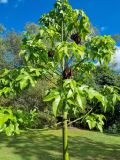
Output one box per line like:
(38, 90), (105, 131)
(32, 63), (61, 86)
(111, 47), (120, 71)
(115, 47), (120, 64)
(114, 47), (120, 70)
(0, 0), (8, 3)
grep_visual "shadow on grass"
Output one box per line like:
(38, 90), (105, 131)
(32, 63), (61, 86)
(69, 135), (120, 160)
(104, 132), (120, 137)
(0, 129), (120, 160)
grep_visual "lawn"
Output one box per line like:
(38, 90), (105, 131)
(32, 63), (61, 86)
(0, 128), (120, 160)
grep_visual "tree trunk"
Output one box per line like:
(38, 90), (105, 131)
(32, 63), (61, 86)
(61, 8), (69, 159)
(63, 111), (69, 160)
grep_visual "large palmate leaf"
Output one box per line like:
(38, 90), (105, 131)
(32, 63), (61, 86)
(44, 79), (116, 122)
(85, 113), (106, 132)
(40, 0), (90, 40)
(55, 41), (85, 62)
(85, 35), (115, 64)
(0, 107), (20, 136)
(52, 95), (61, 116)
(0, 67), (42, 96)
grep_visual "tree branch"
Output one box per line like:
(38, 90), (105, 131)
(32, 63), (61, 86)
(68, 108), (94, 126)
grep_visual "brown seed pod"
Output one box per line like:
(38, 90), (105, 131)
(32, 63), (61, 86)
(63, 67), (73, 79)
(71, 33), (81, 44)
(48, 50), (55, 58)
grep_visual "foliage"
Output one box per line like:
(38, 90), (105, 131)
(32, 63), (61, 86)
(44, 79), (120, 132)
(0, 37), (6, 68)
(0, 106), (50, 135)
(24, 22), (40, 34)
(44, 79), (109, 116)
(0, 29), (23, 69)
(0, 24), (5, 33)
(85, 36), (115, 64)
(0, 78), (56, 129)
(15, 108), (38, 129)
(93, 66), (120, 87)
(84, 113), (105, 132)
(88, 66), (120, 132)
(0, 66), (42, 97)
(0, 1), (119, 159)
(107, 123), (120, 134)
(112, 34), (120, 43)
(15, 108), (57, 129)
(5, 31), (23, 66)
(0, 107), (20, 136)
(0, 23), (40, 69)
(40, 0), (90, 39)
(36, 110), (57, 128)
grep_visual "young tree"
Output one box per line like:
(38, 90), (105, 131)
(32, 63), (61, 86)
(0, 0), (120, 160)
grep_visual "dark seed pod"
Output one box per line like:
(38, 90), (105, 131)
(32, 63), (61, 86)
(48, 50), (55, 58)
(63, 67), (73, 79)
(71, 33), (81, 44)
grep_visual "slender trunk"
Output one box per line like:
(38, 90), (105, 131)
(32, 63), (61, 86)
(61, 11), (69, 159)
(63, 110), (69, 160)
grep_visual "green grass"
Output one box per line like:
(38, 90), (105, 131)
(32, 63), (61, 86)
(0, 128), (120, 160)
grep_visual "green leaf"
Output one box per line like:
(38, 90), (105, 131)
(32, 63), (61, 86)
(67, 99), (75, 105)
(0, 108), (20, 136)
(44, 90), (59, 102)
(86, 119), (96, 129)
(85, 114), (105, 132)
(20, 80), (28, 90)
(15, 123), (20, 134)
(76, 94), (83, 110)
(52, 95), (61, 117)
(112, 94), (117, 105)
(63, 79), (73, 87)
(5, 123), (14, 136)
(97, 124), (103, 133)
(67, 89), (73, 98)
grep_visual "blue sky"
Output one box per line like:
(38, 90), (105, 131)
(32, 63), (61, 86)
(0, 0), (120, 36)
(0, 0), (120, 69)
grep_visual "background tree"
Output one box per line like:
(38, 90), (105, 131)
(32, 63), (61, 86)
(0, 24), (5, 33)
(0, 29), (22, 69)
(112, 34), (120, 43)
(91, 66), (120, 132)
(24, 22), (40, 34)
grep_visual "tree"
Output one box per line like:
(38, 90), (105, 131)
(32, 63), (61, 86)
(90, 66), (120, 131)
(0, 36), (6, 69)
(24, 22), (40, 34)
(0, 0), (120, 160)
(112, 34), (120, 43)
(0, 24), (5, 33)
(5, 30), (23, 68)
(0, 30), (23, 69)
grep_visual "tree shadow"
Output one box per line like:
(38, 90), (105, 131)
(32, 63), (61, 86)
(69, 136), (120, 160)
(0, 129), (62, 160)
(0, 129), (120, 160)
(104, 132), (120, 137)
